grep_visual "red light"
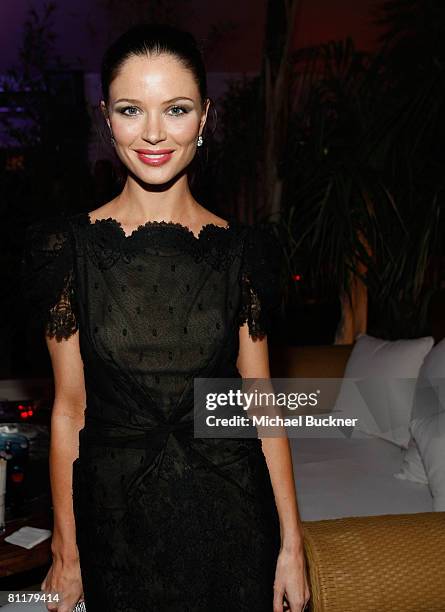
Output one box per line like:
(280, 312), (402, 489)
(20, 411), (28, 419)
(18, 404), (25, 411)
(11, 472), (24, 483)
(28, 409), (33, 416)
(292, 274), (302, 282)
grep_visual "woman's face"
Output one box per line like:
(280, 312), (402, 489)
(101, 53), (209, 184)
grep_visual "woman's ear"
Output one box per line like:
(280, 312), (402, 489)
(100, 100), (111, 131)
(199, 97), (211, 134)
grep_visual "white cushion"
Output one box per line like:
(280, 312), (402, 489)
(393, 435), (428, 485)
(411, 337), (445, 422)
(411, 410), (445, 511)
(417, 337), (445, 379)
(334, 333), (434, 448)
(404, 338), (445, 509)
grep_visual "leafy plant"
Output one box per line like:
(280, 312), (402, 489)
(281, 28), (444, 339)
(212, 1), (444, 341)
(0, 2), (93, 376)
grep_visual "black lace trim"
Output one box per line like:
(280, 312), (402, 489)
(238, 273), (267, 340)
(237, 224), (283, 340)
(84, 214), (232, 241)
(45, 274), (78, 341)
(76, 212), (244, 272)
(22, 212), (282, 343)
(21, 214), (79, 342)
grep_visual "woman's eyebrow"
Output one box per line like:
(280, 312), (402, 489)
(114, 96), (194, 104)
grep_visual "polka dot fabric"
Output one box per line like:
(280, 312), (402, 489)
(20, 211), (283, 611)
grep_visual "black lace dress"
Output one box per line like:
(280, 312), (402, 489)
(21, 211), (283, 612)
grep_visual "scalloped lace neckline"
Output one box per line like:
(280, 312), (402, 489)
(84, 212), (232, 241)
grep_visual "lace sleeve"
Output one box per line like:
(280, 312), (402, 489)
(238, 223), (283, 339)
(20, 214), (79, 342)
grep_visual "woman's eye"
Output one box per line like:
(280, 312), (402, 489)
(120, 106), (139, 116)
(168, 105), (188, 116)
(117, 105), (188, 117)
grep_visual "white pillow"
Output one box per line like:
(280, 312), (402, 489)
(400, 338), (445, 500)
(411, 337), (445, 422)
(334, 333), (434, 448)
(393, 435), (428, 485)
(411, 410), (445, 511)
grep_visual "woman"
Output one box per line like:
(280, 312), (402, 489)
(21, 23), (310, 612)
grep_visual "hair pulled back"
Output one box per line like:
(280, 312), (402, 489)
(101, 23), (208, 107)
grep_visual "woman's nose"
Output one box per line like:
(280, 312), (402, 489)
(141, 113), (166, 143)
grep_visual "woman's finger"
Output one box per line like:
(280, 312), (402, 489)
(273, 583), (285, 612)
(285, 588), (306, 612)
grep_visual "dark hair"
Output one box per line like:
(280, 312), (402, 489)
(101, 23), (208, 107)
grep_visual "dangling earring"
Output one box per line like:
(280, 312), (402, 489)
(110, 134), (116, 146)
(197, 135), (203, 147)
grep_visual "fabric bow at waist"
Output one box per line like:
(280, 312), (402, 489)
(81, 418), (195, 500)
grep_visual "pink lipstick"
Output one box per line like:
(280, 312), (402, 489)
(135, 148), (174, 167)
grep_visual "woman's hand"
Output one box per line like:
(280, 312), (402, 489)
(41, 554), (84, 612)
(273, 544), (311, 611)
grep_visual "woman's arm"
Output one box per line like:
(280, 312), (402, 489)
(45, 330), (86, 561)
(236, 323), (310, 611)
(236, 324), (304, 548)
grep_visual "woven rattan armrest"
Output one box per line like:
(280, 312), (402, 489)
(302, 511), (445, 612)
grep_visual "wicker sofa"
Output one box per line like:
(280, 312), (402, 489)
(269, 343), (445, 612)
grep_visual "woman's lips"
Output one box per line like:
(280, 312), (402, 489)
(135, 151), (174, 166)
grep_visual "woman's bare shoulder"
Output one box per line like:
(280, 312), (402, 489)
(86, 200), (229, 230)
(195, 205), (229, 228)
(87, 200), (118, 222)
